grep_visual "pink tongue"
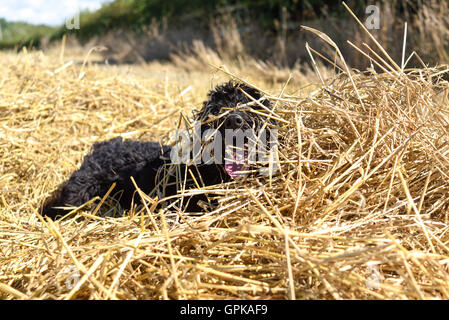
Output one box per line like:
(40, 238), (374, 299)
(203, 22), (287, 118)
(225, 150), (247, 178)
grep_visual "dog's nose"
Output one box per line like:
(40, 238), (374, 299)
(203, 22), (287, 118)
(225, 114), (244, 129)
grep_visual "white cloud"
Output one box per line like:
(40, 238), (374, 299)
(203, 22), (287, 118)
(0, 0), (106, 26)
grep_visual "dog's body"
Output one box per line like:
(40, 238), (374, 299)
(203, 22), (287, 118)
(42, 139), (171, 219)
(42, 82), (276, 219)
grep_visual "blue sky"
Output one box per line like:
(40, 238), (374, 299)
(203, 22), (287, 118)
(0, 0), (108, 26)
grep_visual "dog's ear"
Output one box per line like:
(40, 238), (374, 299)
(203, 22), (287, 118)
(234, 83), (276, 126)
(234, 82), (274, 112)
(235, 83), (262, 100)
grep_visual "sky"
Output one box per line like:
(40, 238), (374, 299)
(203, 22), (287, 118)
(0, 0), (108, 26)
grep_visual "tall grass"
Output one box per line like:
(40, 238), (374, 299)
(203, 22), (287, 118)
(2, 1), (449, 71)
(64, 0), (446, 73)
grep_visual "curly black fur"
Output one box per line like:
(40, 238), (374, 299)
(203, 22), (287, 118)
(42, 81), (276, 219)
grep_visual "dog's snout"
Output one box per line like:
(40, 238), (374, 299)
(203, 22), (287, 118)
(225, 114), (244, 129)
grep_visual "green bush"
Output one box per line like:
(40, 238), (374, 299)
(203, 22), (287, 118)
(0, 18), (54, 49)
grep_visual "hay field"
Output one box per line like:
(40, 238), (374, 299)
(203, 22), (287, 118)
(1, 27), (449, 300)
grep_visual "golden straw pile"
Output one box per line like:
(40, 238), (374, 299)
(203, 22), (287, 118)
(1, 27), (449, 299)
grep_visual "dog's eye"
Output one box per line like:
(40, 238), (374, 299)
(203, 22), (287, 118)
(210, 105), (221, 115)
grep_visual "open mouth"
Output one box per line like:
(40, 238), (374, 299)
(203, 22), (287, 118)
(224, 145), (249, 178)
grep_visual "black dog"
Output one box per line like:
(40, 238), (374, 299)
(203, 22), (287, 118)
(42, 82), (278, 219)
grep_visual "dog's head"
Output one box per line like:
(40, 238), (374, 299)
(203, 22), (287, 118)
(192, 81), (279, 178)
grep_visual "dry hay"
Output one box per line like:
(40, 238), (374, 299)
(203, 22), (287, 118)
(1, 31), (449, 300)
